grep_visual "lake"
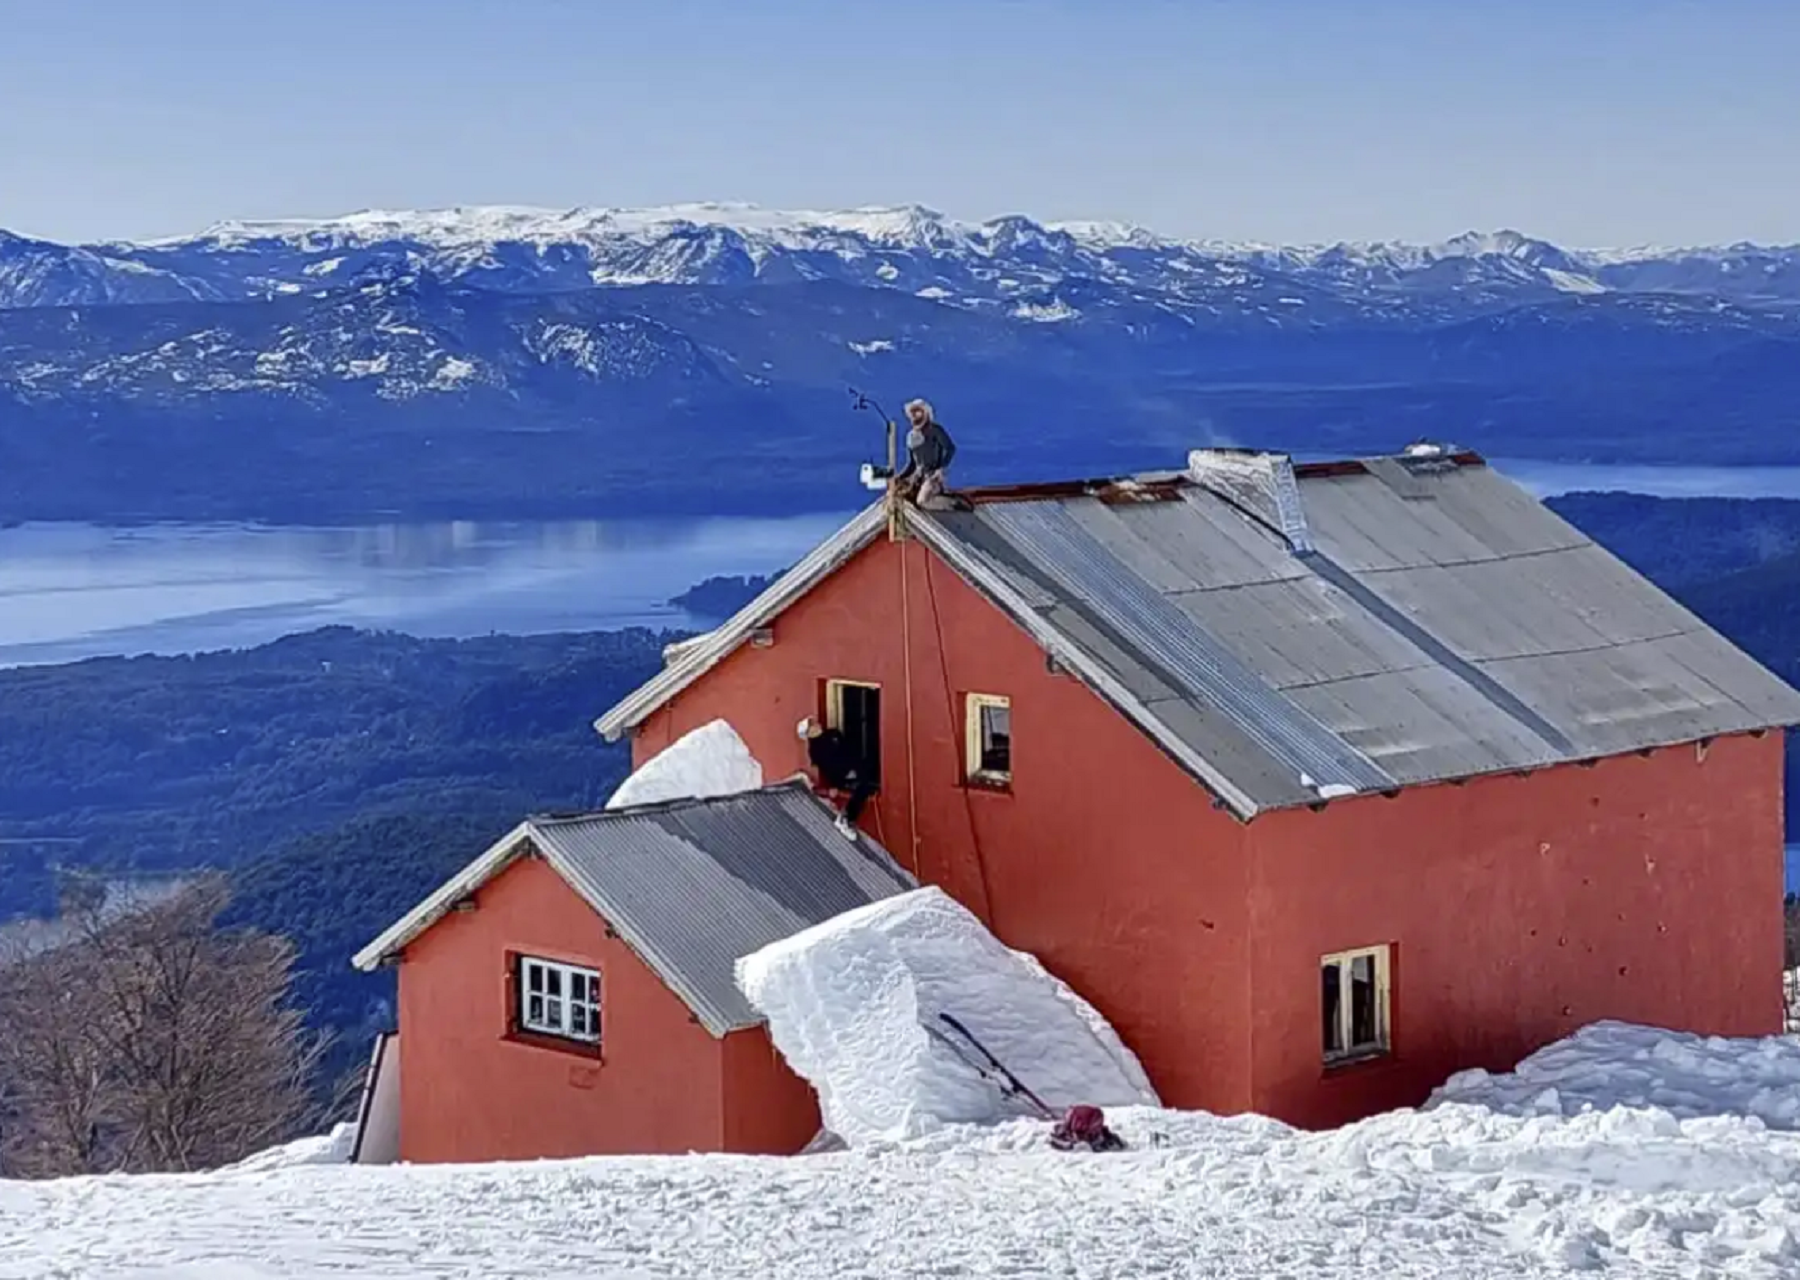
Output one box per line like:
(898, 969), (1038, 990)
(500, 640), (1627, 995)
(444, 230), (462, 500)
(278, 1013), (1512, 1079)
(0, 512), (852, 668)
(9, 458), (1800, 670)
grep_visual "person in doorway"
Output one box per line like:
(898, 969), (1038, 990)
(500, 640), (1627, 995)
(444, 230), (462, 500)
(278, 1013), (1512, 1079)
(797, 716), (874, 839)
(893, 398), (956, 508)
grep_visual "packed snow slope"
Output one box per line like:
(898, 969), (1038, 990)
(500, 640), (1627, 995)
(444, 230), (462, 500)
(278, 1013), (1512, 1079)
(6, 1021), (1800, 1277)
(737, 886), (1158, 1145)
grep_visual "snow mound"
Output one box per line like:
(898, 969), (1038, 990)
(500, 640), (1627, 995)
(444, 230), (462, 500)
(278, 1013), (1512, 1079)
(1428, 1020), (1800, 1130)
(735, 886), (1159, 1146)
(604, 718), (762, 810)
(218, 1122), (356, 1173)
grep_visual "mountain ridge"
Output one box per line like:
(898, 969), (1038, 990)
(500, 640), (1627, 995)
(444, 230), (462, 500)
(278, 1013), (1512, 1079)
(8, 203), (1800, 315)
(4, 202), (1799, 526)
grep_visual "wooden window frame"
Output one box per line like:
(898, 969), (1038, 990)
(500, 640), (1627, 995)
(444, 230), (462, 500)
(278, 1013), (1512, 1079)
(824, 678), (879, 729)
(504, 951), (603, 1059)
(963, 692), (1013, 790)
(1321, 943), (1392, 1067)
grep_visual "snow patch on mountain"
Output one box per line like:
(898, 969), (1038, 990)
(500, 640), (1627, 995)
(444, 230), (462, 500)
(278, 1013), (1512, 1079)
(1011, 298), (1080, 323)
(430, 355), (478, 389)
(1540, 269), (1606, 295)
(11, 203), (1800, 318)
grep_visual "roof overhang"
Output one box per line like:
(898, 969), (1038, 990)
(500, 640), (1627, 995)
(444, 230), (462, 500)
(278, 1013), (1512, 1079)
(593, 501), (890, 743)
(351, 820), (535, 973)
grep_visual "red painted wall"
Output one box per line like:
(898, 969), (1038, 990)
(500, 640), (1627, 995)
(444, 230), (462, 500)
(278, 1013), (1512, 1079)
(637, 536), (1259, 1115)
(396, 851), (726, 1162)
(722, 1028), (824, 1154)
(637, 529), (1788, 1130)
(1245, 730), (1788, 1128)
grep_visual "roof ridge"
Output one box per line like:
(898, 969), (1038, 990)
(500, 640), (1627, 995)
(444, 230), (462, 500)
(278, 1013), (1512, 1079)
(528, 776), (813, 825)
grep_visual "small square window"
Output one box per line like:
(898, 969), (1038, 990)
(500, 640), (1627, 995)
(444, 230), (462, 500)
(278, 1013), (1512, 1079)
(517, 956), (601, 1045)
(965, 694), (1011, 785)
(1321, 944), (1390, 1064)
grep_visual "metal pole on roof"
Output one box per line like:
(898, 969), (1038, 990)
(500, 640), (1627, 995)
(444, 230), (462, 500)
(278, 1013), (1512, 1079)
(850, 386), (905, 542)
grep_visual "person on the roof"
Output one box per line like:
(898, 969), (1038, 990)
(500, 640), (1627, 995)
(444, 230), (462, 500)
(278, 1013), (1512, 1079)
(797, 716), (874, 839)
(893, 398), (956, 509)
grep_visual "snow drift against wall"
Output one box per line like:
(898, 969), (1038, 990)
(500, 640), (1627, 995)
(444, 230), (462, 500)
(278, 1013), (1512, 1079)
(1427, 1019), (1800, 1131)
(604, 717), (763, 810)
(736, 886), (1159, 1146)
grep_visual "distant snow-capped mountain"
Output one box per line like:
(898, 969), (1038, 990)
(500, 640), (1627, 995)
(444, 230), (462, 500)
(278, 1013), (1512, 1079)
(3, 203), (1796, 316)
(3, 202), (1797, 528)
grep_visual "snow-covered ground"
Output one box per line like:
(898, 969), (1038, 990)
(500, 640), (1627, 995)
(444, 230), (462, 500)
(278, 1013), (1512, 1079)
(4, 1021), (1800, 1278)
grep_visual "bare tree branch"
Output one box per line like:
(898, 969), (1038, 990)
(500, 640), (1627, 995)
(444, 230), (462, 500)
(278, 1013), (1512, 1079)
(0, 877), (327, 1177)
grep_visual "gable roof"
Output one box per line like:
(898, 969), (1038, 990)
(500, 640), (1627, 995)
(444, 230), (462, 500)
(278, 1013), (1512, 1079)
(351, 779), (917, 1036)
(594, 450), (1800, 820)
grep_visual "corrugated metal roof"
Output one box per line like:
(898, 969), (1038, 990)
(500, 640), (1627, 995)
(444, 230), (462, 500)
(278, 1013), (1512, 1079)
(353, 781), (916, 1036)
(587, 450), (1800, 823)
(915, 455), (1800, 816)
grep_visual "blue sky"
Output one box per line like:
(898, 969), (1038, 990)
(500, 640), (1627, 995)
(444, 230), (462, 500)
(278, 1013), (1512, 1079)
(2, 0), (1795, 247)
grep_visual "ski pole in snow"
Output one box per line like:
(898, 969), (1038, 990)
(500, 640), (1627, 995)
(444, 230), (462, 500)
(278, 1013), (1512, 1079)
(934, 1012), (1058, 1120)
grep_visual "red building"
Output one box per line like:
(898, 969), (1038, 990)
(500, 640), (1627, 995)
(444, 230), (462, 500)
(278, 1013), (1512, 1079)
(596, 447), (1800, 1131)
(351, 781), (914, 1163)
(357, 446), (1800, 1160)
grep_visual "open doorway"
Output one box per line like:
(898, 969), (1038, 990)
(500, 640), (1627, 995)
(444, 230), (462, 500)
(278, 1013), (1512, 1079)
(825, 679), (882, 790)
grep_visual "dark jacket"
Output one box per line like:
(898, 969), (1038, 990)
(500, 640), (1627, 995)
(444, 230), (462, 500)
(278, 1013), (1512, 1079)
(897, 420), (955, 480)
(808, 728), (863, 789)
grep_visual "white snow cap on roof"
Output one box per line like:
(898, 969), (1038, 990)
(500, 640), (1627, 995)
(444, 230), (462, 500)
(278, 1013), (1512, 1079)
(604, 718), (763, 810)
(735, 885), (1159, 1146)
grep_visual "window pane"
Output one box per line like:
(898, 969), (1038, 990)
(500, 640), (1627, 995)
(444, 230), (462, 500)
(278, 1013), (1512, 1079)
(527, 994), (544, 1024)
(980, 704), (1011, 773)
(1321, 961), (1342, 1055)
(527, 964), (543, 993)
(545, 997), (563, 1029)
(546, 967), (562, 997)
(1350, 954), (1377, 1047)
(570, 1005), (587, 1035)
(587, 975), (600, 1003)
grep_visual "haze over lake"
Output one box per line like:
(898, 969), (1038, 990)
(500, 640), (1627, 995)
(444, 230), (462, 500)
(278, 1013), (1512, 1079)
(7, 459), (1800, 670)
(0, 512), (847, 668)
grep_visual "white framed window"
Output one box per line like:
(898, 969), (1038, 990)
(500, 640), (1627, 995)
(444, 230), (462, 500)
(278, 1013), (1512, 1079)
(518, 955), (601, 1044)
(965, 693), (1011, 785)
(1321, 944), (1390, 1064)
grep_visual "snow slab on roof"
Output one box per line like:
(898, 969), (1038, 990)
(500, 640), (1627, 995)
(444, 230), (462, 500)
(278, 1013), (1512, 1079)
(735, 885), (1159, 1146)
(1427, 1019), (1800, 1130)
(13, 1024), (1800, 1276)
(604, 717), (762, 810)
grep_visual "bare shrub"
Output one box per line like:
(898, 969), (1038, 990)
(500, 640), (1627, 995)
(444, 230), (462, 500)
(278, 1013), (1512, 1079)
(0, 876), (327, 1177)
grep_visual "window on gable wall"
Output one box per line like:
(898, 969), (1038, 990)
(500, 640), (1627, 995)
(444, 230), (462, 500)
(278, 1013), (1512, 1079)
(518, 955), (601, 1044)
(825, 679), (882, 788)
(1321, 944), (1390, 1064)
(965, 693), (1011, 786)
